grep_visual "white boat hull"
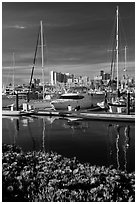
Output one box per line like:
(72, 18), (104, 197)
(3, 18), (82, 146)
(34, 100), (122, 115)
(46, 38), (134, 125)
(51, 94), (93, 110)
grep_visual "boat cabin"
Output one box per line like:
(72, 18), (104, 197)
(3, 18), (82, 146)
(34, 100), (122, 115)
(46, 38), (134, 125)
(59, 94), (84, 100)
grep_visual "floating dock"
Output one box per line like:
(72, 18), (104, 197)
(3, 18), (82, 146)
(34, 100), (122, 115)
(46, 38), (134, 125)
(33, 110), (60, 116)
(32, 109), (135, 122)
(2, 109), (135, 122)
(78, 112), (135, 122)
(2, 110), (32, 116)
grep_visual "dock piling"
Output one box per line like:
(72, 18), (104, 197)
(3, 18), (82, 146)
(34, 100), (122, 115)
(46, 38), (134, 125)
(127, 91), (130, 115)
(15, 91), (19, 111)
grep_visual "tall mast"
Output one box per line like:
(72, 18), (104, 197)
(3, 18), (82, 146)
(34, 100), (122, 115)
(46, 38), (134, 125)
(40, 20), (45, 100)
(124, 46), (127, 78)
(116, 6), (119, 90)
(12, 52), (15, 91)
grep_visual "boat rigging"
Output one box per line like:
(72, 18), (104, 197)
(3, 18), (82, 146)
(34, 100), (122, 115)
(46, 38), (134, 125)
(28, 20), (45, 102)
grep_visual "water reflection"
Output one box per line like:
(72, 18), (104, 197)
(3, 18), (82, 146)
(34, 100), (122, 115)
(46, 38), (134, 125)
(2, 116), (20, 145)
(42, 117), (46, 151)
(37, 116), (60, 151)
(27, 118), (36, 150)
(2, 116), (134, 172)
(62, 118), (89, 134)
(115, 125), (120, 171)
(13, 118), (19, 145)
(107, 124), (131, 172)
(123, 126), (130, 171)
(2, 116), (36, 149)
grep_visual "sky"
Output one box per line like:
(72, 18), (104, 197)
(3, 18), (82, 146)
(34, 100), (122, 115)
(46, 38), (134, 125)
(2, 1), (135, 85)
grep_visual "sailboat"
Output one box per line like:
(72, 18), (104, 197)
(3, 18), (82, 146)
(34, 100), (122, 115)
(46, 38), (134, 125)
(98, 6), (131, 114)
(28, 21), (54, 110)
(108, 6), (127, 113)
(2, 85), (6, 95)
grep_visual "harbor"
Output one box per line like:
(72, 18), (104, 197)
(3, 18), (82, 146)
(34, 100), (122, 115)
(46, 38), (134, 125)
(2, 115), (135, 201)
(2, 2), (135, 202)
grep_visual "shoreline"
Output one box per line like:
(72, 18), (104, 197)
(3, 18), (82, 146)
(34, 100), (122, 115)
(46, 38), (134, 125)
(2, 144), (135, 202)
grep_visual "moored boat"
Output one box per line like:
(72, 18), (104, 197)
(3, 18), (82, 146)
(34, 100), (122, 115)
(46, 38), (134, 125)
(97, 6), (135, 116)
(51, 92), (93, 110)
(107, 97), (126, 113)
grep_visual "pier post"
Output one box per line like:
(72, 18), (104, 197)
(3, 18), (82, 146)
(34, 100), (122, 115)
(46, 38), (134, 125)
(127, 91), (130, 115)
(27, 92), (29, 102)
(15, 91), (19, 111)
(117, 89), (120, 98)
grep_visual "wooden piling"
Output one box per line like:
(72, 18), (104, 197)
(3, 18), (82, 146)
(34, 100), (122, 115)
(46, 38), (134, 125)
(27, 92), (29, 103)
(127, 91), (130, 115)
(16, 91), (19, 111)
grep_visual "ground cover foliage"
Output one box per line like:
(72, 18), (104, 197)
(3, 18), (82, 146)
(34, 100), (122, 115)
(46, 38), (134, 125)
(2, 144), (135, 202)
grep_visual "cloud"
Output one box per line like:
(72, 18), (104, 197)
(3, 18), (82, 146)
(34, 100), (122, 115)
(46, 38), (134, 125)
(14, 25), (26, 29)
(3, 24), (26, 29)
(2, 2), (135, 85)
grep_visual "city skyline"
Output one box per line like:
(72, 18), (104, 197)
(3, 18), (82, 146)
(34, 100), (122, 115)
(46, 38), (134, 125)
(2, 2), (135, 85)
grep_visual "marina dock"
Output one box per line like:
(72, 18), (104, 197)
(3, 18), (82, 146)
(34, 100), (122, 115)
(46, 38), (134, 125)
(36, 110), (135, 122)
(2, 110), (32, 116)
(3, 109), (134, 122)
(78, 112), (135, 122)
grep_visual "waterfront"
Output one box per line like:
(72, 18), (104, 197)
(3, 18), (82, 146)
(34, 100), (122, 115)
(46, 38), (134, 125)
(2, 115), (135, 173)
(2, 2), (135, 202)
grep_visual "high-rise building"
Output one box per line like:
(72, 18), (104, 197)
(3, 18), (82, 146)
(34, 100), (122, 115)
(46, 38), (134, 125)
(99, 70), (110, 80)
(50, 71), (68, 85)
(34, 78), (40, 86)
(50, 71), (57, 85)
(100, 70), (104, 79)
(50, 70), (91, 85)
(50, 71), (54, 85)
(104, 73), (111, 80)
(54, 72), (57, 84)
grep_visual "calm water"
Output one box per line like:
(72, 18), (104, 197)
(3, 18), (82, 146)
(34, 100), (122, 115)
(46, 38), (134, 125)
(2, 115), (135, 172)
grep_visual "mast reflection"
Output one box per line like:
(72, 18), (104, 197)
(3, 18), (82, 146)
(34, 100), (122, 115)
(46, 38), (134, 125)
(40, 116), (60, 152)
(115, 125), (120, 171)
(123, 126), (130, 172)
(108, 123), (131, 171)
(42, 117), (46, 152)
(13, 118), (19, 145)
